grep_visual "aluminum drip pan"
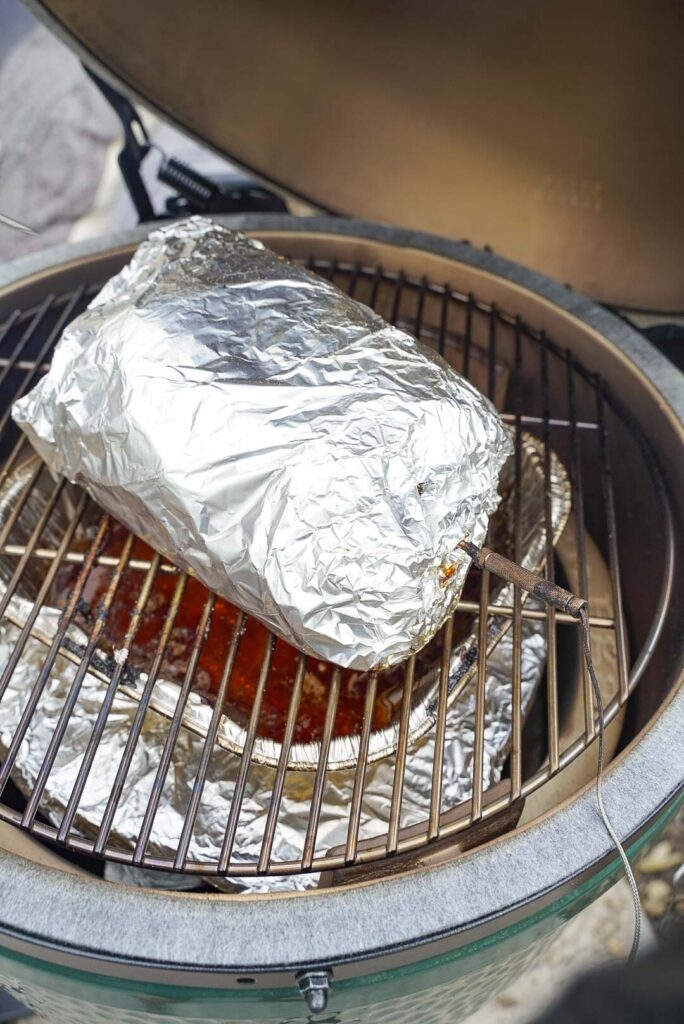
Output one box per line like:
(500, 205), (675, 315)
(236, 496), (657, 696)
(0, 433), (569, 773)
(134, 432), (569, 769)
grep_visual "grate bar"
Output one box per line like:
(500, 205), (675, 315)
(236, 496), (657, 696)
(390, 272), (405, 325)
(302, 668), (342, 870)
(325, 257), (339, 284)
(258, 652), (306, 873)
(0, 311), (21, 347)
(218, 632), (276, 872)
(499, 413), (598, 431)
(174, 609), (245, 871)
(368, 266), (382, 309)
(428, 616), (454, 840)
(540, 337), (560, 774)
(386, 657), (415, 854)
(0, 545), (181, 573)
(471, 567), (490, 822)
(346, 261), (361, 298)
(462, 294), (474, 379)
(510, 320), (524, 798)
(438, 285), (450, 357)
(597, 383), (630, 702)
(0, 358), (50, 372)
(414, 277), (428, 340)
(455, 601), (612, 627)
(487, 304), (497, 401)
(344, 671), (377, 864)
(133, 593), (216, 864)
(566, 352), (594, 736)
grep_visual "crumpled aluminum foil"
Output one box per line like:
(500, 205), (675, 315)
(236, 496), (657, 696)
(12, 216), (512, 671)
(0, 593), (545, 894)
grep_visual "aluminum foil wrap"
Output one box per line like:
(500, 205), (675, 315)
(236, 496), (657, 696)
(12, 217), (512, 670)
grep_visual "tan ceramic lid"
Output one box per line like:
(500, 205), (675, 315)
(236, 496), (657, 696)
(32, 0), (684, 309)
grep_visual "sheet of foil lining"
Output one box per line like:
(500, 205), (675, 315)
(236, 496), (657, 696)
(12, 216), (512, 672)
(0, 593), (545, 894)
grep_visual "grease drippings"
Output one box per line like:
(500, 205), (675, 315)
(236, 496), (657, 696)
(51, 494), (511, 744)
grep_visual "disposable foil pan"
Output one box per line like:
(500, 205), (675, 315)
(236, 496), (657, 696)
(0, 578), (548, 895)
(1, 594), (550, 894)
(121, 432), (570, 770)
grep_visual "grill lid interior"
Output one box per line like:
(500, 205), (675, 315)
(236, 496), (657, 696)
(27, 0), (684, 310)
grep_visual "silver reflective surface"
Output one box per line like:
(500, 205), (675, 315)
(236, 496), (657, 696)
(12, 217), (511, 671)
(0, 590), (545, 892)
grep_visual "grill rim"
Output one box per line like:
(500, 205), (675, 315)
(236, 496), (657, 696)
(0, 215), (681, 976)
(0, 706), (680, 983)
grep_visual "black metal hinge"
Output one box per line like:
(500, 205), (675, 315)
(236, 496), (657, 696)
(84, 66), (287, 222)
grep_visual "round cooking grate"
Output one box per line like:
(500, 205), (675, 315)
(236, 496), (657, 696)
(0, 250), (673, 881)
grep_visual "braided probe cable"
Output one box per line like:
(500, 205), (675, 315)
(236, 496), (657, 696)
(460, 539), (643, 962)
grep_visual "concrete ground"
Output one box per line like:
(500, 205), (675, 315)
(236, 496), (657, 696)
(0, 2), (682, 1021)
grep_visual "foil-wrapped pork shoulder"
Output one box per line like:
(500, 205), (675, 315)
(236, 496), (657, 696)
(13, 217), (512, 670)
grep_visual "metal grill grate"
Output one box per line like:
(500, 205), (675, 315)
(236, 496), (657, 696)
(0, 258), (669, 879)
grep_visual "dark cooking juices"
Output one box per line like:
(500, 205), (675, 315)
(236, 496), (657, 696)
(51, 492), (511, 745)
(51, 524), (400, 743)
